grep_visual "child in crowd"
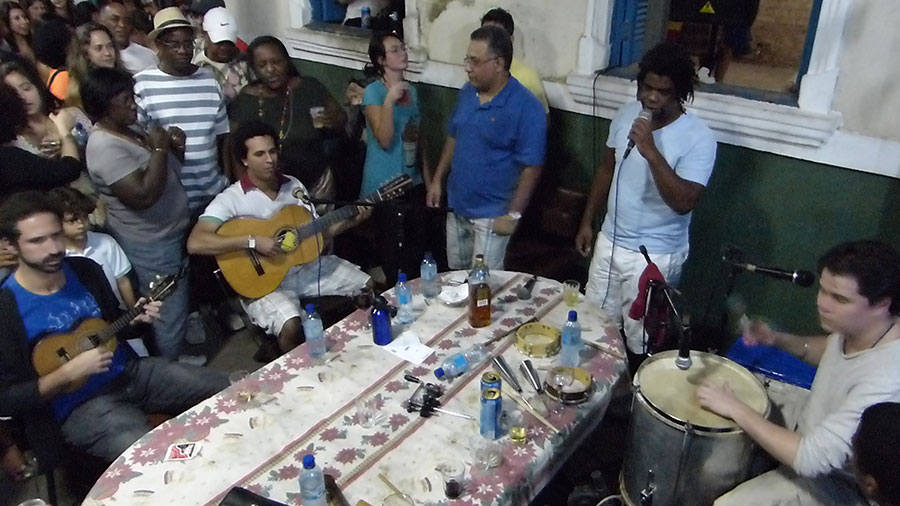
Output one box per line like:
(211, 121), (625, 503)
(50, 186), (136, 309)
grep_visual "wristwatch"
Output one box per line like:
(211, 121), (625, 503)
(506, 211), (522, 220)
(247, 235), (256, 250)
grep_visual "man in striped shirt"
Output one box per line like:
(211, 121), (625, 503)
(134, 7), (229, 215)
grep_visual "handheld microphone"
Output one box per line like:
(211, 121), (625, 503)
(730, 262), (815, 287)
(622, 109), (653, 160)
(515, 275), (538, 300)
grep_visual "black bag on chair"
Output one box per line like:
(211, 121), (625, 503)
(218, 487), (287, 506)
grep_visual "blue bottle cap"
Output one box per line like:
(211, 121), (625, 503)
(305, 304), (315, 314)
(302, 454), (315, 469)
(434, 367), (446, 379)
(398, 273), (407, 282)
(424, 251), (433, 260)
(568, 310), (577, 322)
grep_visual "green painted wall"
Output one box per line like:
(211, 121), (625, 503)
(295, 59), (900, 339)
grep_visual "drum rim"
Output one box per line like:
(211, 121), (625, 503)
(633, 350), (770, 432)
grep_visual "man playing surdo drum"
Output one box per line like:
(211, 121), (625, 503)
(697, 240), (900, 505)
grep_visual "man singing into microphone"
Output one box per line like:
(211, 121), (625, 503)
(575, 42), (717, 363)
(698, 241), (900, 506)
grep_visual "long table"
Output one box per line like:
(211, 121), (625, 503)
(83, 272), (626, 506)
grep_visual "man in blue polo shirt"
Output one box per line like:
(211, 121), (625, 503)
(426, 25), (546, 270)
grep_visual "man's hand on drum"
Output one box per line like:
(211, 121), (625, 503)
(696, 381), (745, 420)
(742, 319), (778, 347)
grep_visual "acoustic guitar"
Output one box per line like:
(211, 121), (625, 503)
(31, 271), (183, 393)
(215, 175), (412, 299)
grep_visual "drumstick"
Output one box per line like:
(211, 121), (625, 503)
(584, 340), (626, 361)
(378, 473), (405, 496)
(482, 317), (537, 346)
(501, 385), (560, 434)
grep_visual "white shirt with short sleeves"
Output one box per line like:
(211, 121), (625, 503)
(198, 175), (369, 335)
(119, 43), (158, 74)
(601, 100), (717, 254)
(65, 231), (132, 307)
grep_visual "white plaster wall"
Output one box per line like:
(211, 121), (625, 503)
(418, 0), (587, 79)
(831, 0), (900, 140)
(224, 0), (293, 43)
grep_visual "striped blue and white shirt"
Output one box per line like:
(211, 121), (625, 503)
(134, 66), (229, 213)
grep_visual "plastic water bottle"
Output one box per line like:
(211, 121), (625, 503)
(395, 272), (414, 325)
(560, 310), (582, 367)
(434, 343), (490, 380)
(72, 123), (89, 148)
(420, 251), (440, 299)
(303, 304), (326, 360)
(299, 454), (327, 506)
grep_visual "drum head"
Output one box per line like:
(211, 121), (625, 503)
(634, 350), (769, 431)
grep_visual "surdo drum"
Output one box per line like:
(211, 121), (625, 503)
(620, 350), (770, 506)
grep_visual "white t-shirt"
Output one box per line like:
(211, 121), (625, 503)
(199, 174), (317, 224)
(793, 333), (900, 477)
(601, 100), (717, 254)
(119, 43), (158, 74)
(65, 231), (132, 307)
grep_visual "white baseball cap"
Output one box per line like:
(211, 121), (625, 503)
(202, 7), (238, 44)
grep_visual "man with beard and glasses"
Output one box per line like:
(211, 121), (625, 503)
(0, 191), (227, 470)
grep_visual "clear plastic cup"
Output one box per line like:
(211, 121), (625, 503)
(309, 106), (326, 128)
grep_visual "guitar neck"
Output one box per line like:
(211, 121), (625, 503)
(295, 195), (380, 240)
(93, 306), (143, 346)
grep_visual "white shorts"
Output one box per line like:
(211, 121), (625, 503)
(445, 212), (511, 271)
(584, 233), (688, 354)
(243, 255), (370, 335)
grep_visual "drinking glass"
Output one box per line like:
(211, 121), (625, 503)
(354, 287), (375, 329)
(437, 460), (465, 499)
(546, 367), (574, 415)
(563, 280), (580, 307)
(355, 398), (386, 428)
(228, 370), (254, 404)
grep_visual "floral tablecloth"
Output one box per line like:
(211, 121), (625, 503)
(83, 271), (626, 506)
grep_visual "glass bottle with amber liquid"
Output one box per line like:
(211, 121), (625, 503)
(468, 254), (492, 327)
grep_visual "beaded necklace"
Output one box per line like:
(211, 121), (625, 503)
(258, 86), (292, 141)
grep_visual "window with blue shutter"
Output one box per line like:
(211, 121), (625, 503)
(609, 0), (650, 67)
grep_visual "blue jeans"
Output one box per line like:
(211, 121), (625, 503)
(114, 234), (189, 359)
(60, 358), (227, 462)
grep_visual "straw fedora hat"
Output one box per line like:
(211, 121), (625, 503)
(148, 7), (197, 43)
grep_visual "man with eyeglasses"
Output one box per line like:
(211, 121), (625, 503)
(134, 6), (229, 216)
(480, 8), (548, 114)
(426, 25), (546, 271)
(131, 7), (230, 364)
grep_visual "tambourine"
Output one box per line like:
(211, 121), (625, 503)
(515, 322), (561, 357)
(543, 366), (594, 405)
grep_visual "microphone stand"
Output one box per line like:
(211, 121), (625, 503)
(648, 280), (692, 370)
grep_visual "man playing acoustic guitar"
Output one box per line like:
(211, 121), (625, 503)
(187, 120), (373, 355)
(0, 191), (227, 469)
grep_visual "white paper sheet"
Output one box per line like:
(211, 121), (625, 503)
(383, 330), (435, 365)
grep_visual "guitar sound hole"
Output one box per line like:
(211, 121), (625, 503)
(81, 334), (101, 352)
(277, 229), (299, 252)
